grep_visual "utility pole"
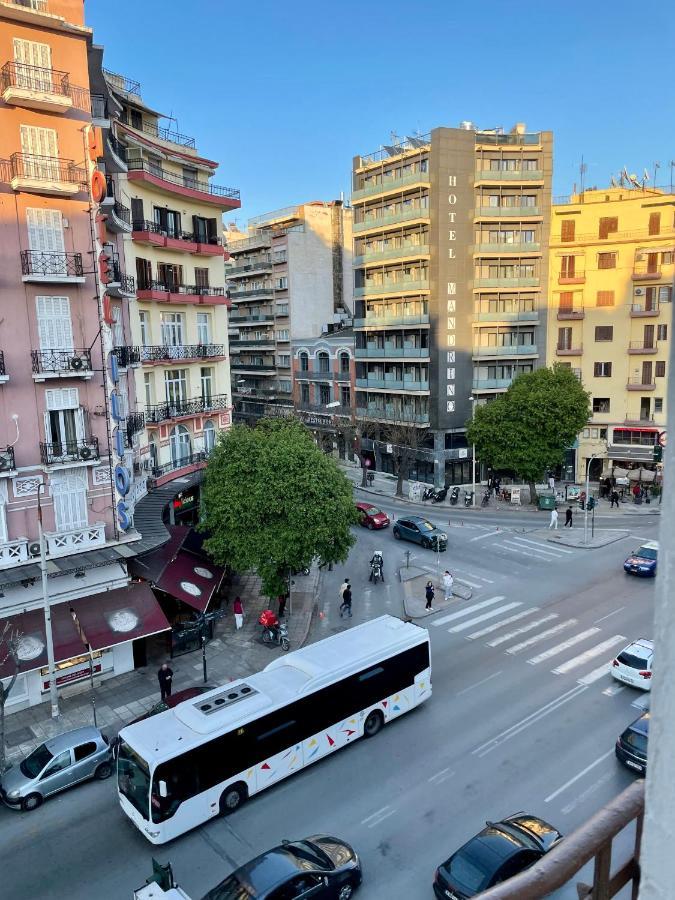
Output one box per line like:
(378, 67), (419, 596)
(583, 454), (596, 545)
(37, 484), (59, 719)
(470, 396), (476, 507)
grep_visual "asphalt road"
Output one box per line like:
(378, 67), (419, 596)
(0, 497), (659, 900)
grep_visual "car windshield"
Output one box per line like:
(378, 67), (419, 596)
(286, 840), (333, 871)
(201, 873), (255, 900)
(636, 547), (657, 560)
(419, 520), (435, 532)
(117, 741), (151, 820)
(447, 846), (493, 894)
(623, 729), (648, 754)
(20, 743), (53, 779)
(364, 506), (381, 516)
(617, 651), (649, 669)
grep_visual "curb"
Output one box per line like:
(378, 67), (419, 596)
(546, 529), (630, 549)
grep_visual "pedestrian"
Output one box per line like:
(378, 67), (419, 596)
(278, 592), (287, 618)
(442, 570), (454, 601)
(493, 477), (501, 497)
(548, 474), (555, 492)
(233, 596), (244, 630)
(565, 506), (573, 528)
(425, 580), (435, 611)
(340, 584), (353, 618)
(610, 489), (620, 509)
(158, 662), (173, 701)
(339, 577), (350, 608)
(549, 507), (559, 530)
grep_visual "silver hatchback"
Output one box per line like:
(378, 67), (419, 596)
(1, 726), (113, 811)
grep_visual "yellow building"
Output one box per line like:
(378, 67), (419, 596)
(548, 187), (673, 483)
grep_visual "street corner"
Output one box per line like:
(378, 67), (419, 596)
(400, 571), (458, 620)
(543, 528), (631, 549)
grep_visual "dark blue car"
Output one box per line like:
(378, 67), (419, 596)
(624, 541), (658, 577)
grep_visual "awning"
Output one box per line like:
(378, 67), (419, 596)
(127, 525), (190, 583)
(0, 605), (87, 680)
(154, 550), (225, 613)
(70, 583), (171, 651)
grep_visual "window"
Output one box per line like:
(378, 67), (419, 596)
(277, 379), (291, 394)
(161, 312), (184, 348)
(130, 108), (143, 130)
(561, 219), (575, 242)
(200, 367), (213, 402)
(131, 198), (144, 225)
(595, 326), (613, 342)
(275, 277), (288, 290)
(657, 324), (668, 341)
(153, 206), (181, 239)
(164, 370), (187, 406)
(276, 329), (289, 341)
(169, 424), (191, 465)
(659, 285), (672, 303)
(74, 742), (97, 762)
(277, 354), (290, 368)
(136, 257), (152, 290)
(194, 267), (209, 290)
(51, 469), (88, 531)
(598, 217), (618, 239)
(182, 166), (198, 189)
(157, 263), (183, 291)
(655, 398), (663, 413)
(648, 213), (661, 236)
(593, 362), (612, 377)
(560, 256), (576, 278)
(36, 296), (73, 351)
(598, 252), (616, 269)
(203, 420), (216, 453)
(0, 481), (8, 544)
(558, 291), (573, 311)
(300, 383), (310, 404)
(596, 290), (615, 307)
(339, 351), (350, 374)
(111, 304), (123, 347)
(20, 124), (58, 178)
(655, 361), (666, 377)
(557, 327), (572, 350)
(26, 207), (65, 261)
(44, 387), (82, 455)
(317, 352), (330, 374)
(144, 372), (153, 408)
(340, 385), (351, 407)
(42, 751), (71, 777)
(593, 398), (610, 413)
(196, 312), (211, 345)
(318, 384), (331, 405)
(193, 216), (217, 245)
(299, 352), (309, 372)
(138, 311), (150, 346)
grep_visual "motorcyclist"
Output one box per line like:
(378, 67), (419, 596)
(369, 551), (384, 582)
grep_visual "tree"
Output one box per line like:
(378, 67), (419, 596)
(0, 621), (21, 774)
(201, 418), (359, 598)
(466, 365), (590, 502)
(381, 416), (424, 498)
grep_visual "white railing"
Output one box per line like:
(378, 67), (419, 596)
(0, 538), (29, 566)
(128, 476), (148, 509)
(45, 522), (106, 556)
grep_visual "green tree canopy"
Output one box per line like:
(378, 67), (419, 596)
(200, 419), (359, 597)
(466, 365), (590, 496)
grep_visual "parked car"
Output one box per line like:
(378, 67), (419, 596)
(0, 726), (112, 811)
(201, 834), (361, 900)
(355, 502), (390, 530)
(624, 540), (658, 576)
(393, 515), (447, 551)
(615, 711), (649, 775)
(127, 685), (214, 727)
(433, 814), (562, 899)
(611, 639), (654, 691)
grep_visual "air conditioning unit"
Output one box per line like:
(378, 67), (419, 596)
(634, 288), (644, 296)
(0, 456), (9, 472)
(79, 446), (93, 460)
(70, 356), (85, 371)
(28, 542), (41, 558)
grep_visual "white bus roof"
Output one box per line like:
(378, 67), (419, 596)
(119, 615), (427, 765)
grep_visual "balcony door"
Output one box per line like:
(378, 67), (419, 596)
(153, 206), (181, 239)
(44, 387), (83, 457)
(27, 208), (66, 267)
(164, 369), (187, 413)
(642, 361), (653, 385)
(157, 263), (182, 292)
(200, 367), (213, 404)
(51, 470), (88, 532)
(160, 312), (184, 358)
(643, 324), (655, 349)
(13, 38), (52, 90)
(170, 425), (191, 467)
(36, 296), (73, 354)
(20, 125), (59, 180)
(203, 420), (216, 453)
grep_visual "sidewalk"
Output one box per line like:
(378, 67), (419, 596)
(3, 568), (320, 766)
(399, 565), (472, 620)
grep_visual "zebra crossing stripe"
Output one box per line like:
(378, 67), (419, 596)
(509, 536), (575, 555)
(506, 619), (578, 655)
(578, 663), (611, 685)
(552, 636), (626, 675)
(430, 596), (506, 628)
(526, 628), (601, 665)
(467, 608), (539, 640)
(448, 602), (522, 634)
(507, 538), (569, 558)
(487, 614), (558, 647)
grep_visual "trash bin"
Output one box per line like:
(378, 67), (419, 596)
(538, 495), (556, 511)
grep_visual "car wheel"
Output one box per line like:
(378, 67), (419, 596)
(364, 710), (384, 738)
(95, 762), (113, 780)
(421, 538), (430, 549)
(393, 529), (401, 540)
(219, 782), (247, 815)
(367, 522), (374, 530)
(338, 884), (355, 900)
(21, 793), (42, 812)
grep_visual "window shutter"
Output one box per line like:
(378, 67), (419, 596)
(131, 198), (144, 225)
(206, 217), (217, 244)
(20, 124), (58, 158)
(649, 213), (661, 236)
(26, 208), (64, 253)
(596, 291), (615, 307)
(36, 296), (74, 351)
(45, 387), (79, 410)
(561, 219), (575, 242)
(559, 291), (573, 310)
(51, 470), (88, 531)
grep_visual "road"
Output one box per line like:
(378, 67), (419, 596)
(0, 494), (658, 899)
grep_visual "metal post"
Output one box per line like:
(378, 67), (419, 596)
(37, 485), (59, 719)
(470, 396), (476, 508)
(201, 634), (207, 684)
(584, 454), (596, 546)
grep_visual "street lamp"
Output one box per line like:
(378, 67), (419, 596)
(584, 453), (598, 545)
(469, 396), (476, 508)
(37, 484), (59, 719)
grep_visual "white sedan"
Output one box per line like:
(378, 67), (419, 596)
(611, 639), (654, 691)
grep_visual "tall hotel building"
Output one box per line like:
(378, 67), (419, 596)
(352, 122), (552, 486)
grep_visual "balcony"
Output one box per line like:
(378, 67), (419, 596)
(229, 287), (275, 301)
(145, 394), (229, 424)
(474, 242), (540, 254)
(125, 412), (145, 447)
(40, 437), (100, 467)
(354, 313), (430, 328)
(103, 68), (141, 96)
(139, 344), (225, 364)
(150, 450), (210, 482)
(114, 345), (141, 368)
(44, 522), (106, 557)
(352, 170), (430, 202)
(1, 61), (73, 113)
(472, 377), (512, 391)
(556, 343), (583, 356)
(8, 152), (86, 195)
(557, 305), (585, 320)
(475, 168), (544, 182)
(628, 341), (658, 354)
(229, 337), (275, 350)
(119, 110), (196, 149)
(20, 250), (85, 283)
(0, 446), (16, 475)
(136, 280), (226, 305)
(131, 220), (223, 256)
(227, 233), (272, 253)
(558, 272), (586, 284)
(474, 309), (538, 323)
(632, 265), (661, 281)
(230, 361), (276, 375)
(631, 302), (660, 317)
(356, 406), (430, 425)
(295, 369), (334, 381)
(353, 205), (429, 234)
(126, 158), (240, 209)
(2, 0), (49, 15)
(105, 265), (136, 298)
(355, 345), (430, 359)
(0, 351), (7, 385)
(473, 344), (538, 357)
(355, 278), (429, 298)
(296, 402), (353, 418)
(31, 348), (93, 381)
(627, 377), (656, 390)
(354, 243), (430, 268)
(355, 377), (429, 392)
(0, 538), (29, 567)
(228, 258), (273, 277)
(106, 133), (128, 172)
(474, 276), (539, 289)
(475, 205), (541, 218)
(229, 313), (275, 325)
(106, 200), (132, 234)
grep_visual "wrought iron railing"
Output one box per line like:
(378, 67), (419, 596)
(40, 437), (99, 466)
(140, 344), (225, 362)
(112, 200), (131, 226)
(0, 445), (16, 473)
(127, 158), (239, 200)
(151, 450), (209, 479)
(31, 348), (92, 374)
(7, 0), (48, 10)
(1, 61), (69, 95)
(119, 111), (195, 148)
(21, 250), (83, 278)
(145, 394), (229, 424)
(10, 152), (87, 187)
(136, 278), (223, 297)
(125, 412), (145, 447)
(102, 68), (141, 96)
(131, 219), (221, 247)
(0, 351), (5, 377)
(107, 133), (128, 162)
(113, 346), (141, 368)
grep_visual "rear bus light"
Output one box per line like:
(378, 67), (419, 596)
(639, 671), (652, 678)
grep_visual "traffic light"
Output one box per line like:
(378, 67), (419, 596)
(586, 496), (595, 511)
(653, 444), (663, 463)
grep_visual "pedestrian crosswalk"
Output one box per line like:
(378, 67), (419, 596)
(490, 534), (576, 563)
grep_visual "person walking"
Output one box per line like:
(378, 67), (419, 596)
(233, 596), (244, 630)
(339, 577), (350, 604)
(340, 584), (353, 618)
(425, 580), (435, 611)
(548, 474), (555, 492)
(493, 477), (501, 498)
(565, 506), (573, 528)
(158, 663), (173, 701)
(610, 489), (620, 509)
(549, 507), (559, 530)
(442, 570), (454, 601)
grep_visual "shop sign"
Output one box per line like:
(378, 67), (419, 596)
(173, 491), (197, 512)
(510, 487), (521, 505)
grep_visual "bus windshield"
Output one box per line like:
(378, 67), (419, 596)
(118, 741), (151, 820)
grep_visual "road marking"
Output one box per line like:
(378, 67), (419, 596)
(561, 770), (614, 816)
(510, 536), (575, 554)
(594, 607), (626, 624)
(553, 636), (626, 675)
(456, 671), (503, 696)
(430, 596), (507, 627)
(453, 568), (495, 583)
(501, 540), (564, 559)
(544, 750), (615, 803)
(366, 808), (396, 828)
(487, 614), (558, 647)
(448, 602), (521, 633)
(468, 608), (538, 640)
(428, 767), (455, 785)
(469, 530), (501, 542)
(361, 805), (392, 825)
(498, 542), (547, 560)
(527, 628), (601, 665)
(632, 694), (650, 711)
(473, 685), (588, 757)
(507, 620), (578, 654)
(578, 663), (611, 685)
(456, 578), (484, 589)
(603, 683), (626, 696)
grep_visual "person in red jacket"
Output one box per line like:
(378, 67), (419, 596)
(233, 596), (244, 630)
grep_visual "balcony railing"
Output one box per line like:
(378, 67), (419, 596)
(474, 308), (538, 322)
(557, 305), (585, 319)
(230, 361), (277, 372)
(475, 205), (541, 217)
(131, 219), (222, 249)
(45, 522), (106, 556)
(473, 344), (538, 357)
(355, 278), (429, 297)
(627, 377), (656, 389)
(127, 158), (240, 201)
(0, 446), (16, 473)
(356, 406), (430, 425)
(356, 345), (430, 359)
(472, 377), (513, 391)
(119, 111), (195, 149)
(354, 244), (430, 267)
(556, 343), (583, 355)
(474, 276), (539, 288)
(631, 302), (660, 316)
(31, 348), (92, 375)
(227, 233), (272, 253)
(354, 314), (430, 328)
(103, 68), (141, 96)
(9, 152), (86, 187)
(229, 313), (275, 324)
(107, 134), (128, 163)
(229, 287), (275, 299)
(1, 61), (69, 95)
(0, 351), (6, 378)
(140, 344), (225, 362)
(111, 201), (131, 226)
(125, 412), (145, 447)
(136, 279), (223, 297)
(6, 0), (49, 10)
(40, 437), (99, 466)
(113, 346), (141, 368)
(227, 258), (273, 276)
(628, 341), (658, 353)
(352, 169), (430, 201)
(632, 266), (662, 280)
(353, 205), (429, 232)
(474, 241), (541, 254)
(145, 394), (229, 424)
(475, 168), (543, 181)
(151, 450), (209, 480)
(21, 250), (83, 278)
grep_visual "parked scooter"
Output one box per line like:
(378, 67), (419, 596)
(421, 486), (434, 502)
(431, 486), (448, 504)
(481, 487), (491, 507)
(464, 490), (474, 508)
(449, 486), (460, 506)
(259, 610), (290, 651)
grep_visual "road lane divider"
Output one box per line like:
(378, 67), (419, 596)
(544, 749), (615, 803)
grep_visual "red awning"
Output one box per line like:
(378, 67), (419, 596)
(154, 550), (225, 613)
(0, 605), (87, 679)
(127, 525), (191, 582)
(70, 583), (171, 651)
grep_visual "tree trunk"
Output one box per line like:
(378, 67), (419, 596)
(528, 480), (538, 505)
(0, 674), (16, 775)
(360, 457), (368, 488)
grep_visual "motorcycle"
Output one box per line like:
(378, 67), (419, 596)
(449, 486), (460, 506)
(481, 487), (491, 507)
(369, 557), (384, 583)
(259, 610), (290, 651)
(464, 490), (474, 508)
(431, 486), (448, 504)
(421, 486), (434, 502)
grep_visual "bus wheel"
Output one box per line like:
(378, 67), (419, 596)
(220, 783), (247, 815)
(364, 710), (384, 738)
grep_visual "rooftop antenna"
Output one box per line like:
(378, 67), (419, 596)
(610, 176), (618, 187)
(652, 161), (660, 188)
(390, 131), (400, 146)
(670, 161), (675, 193)
(579, 156), (587, 193)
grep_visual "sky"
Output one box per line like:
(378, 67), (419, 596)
(87, 0), (675, 225)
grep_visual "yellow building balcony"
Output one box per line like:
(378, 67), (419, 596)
(557, 305), (585, 320)
(630, 302), (660, 317)
(556, 343), (583, 356)
(632, 266), (661, 281)
(558, 273), (585, 285)
(628, 341), (658, 354)
(627, 377), (656, 390)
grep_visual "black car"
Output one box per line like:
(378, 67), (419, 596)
(433, 814), (562, 899)
(202, 835), (361, 900)
(615, 711), (649, 776)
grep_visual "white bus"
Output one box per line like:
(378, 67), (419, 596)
(117, 615), (431, 843)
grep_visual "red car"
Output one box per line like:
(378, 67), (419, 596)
(356, 502), (390, 529)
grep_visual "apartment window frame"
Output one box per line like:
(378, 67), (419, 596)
(594, 326), (614, 342)
(593, 362), (612, 377)
(598, 252), (617, 269)
(592, 397), (611, 413)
